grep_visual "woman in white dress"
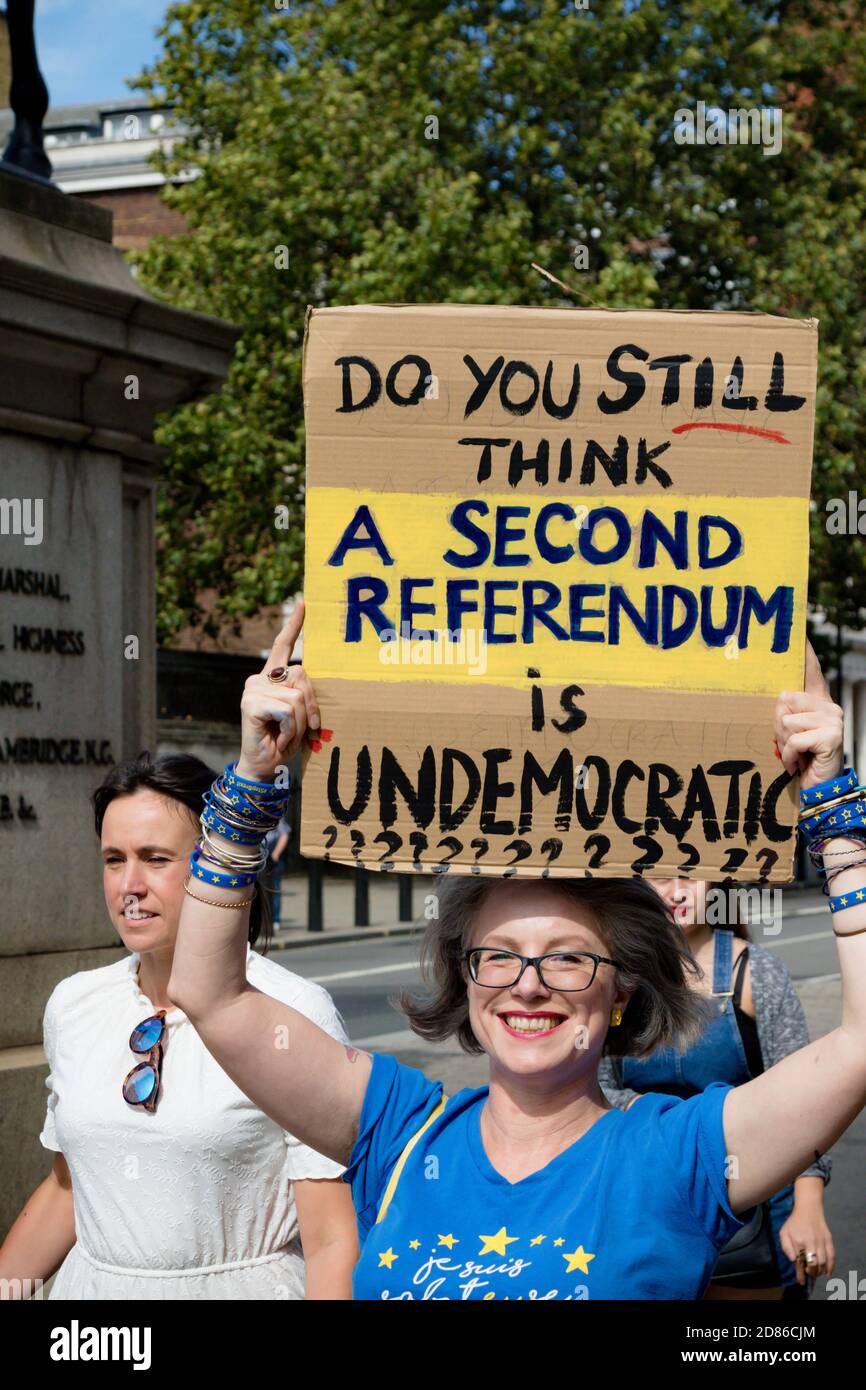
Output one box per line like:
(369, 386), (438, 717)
(0, 709), (358, 1300)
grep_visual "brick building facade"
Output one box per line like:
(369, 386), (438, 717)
(0, 97), (190, 250)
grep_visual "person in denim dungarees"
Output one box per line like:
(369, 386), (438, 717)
(598, 879), (835, 1301)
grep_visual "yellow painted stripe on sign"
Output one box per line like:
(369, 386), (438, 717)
(304, 488), (808, 695)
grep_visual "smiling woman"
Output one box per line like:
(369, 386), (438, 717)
(166, 611), (866, 1301)
(400, 876), (706, 1063)
(0, 746), (359, 1301)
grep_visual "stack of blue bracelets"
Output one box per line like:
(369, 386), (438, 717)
(188, 762), (290, 893)
(799, 766), (866, 916)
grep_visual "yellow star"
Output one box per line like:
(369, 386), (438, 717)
(563, 1244), (596, 1275)
(553, 1237), (565, 1247)
(378, 1248), (398, 1269)
(530, 1234), (546, 1246)
(478, 1226), (518, 1257)
(409, 1240), (420, 1250)
(230, 878), (239, 886)
(438, 1233), (459, 1249)
(856, 891), (865, 901)
(833, 784), (841, 793)
(840, 898), (848, 907)
(814, 791), (823, 800)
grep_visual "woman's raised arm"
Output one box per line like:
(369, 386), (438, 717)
(168, 603), (371, 1167)
(723, 643), (866, 1212)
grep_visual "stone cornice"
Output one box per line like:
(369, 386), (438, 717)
(0, 170), (239, 458)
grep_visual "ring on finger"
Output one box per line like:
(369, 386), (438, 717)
(267, 666), (290, 683)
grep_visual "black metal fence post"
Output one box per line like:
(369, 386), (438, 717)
(307, 859), (323, 932)
(398, 876), (413, 922)
(354, 863), (369, 926)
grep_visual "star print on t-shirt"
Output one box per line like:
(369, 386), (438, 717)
(345, 1054), (746, 1301)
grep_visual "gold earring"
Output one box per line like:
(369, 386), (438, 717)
(610, 1006), (623, 1026)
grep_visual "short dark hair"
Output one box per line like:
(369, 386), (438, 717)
(92, 752), (273, 953)
(400, 876), (711, 1058)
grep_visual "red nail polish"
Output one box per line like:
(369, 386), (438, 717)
(320, 728), (333, 742)
(308, 739), (322, 753)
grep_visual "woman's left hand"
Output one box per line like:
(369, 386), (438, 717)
(778, 1208), (835, 1284)
(774, 641), (844, 790)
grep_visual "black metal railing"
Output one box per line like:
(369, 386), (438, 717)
(303, 861), (421, 933)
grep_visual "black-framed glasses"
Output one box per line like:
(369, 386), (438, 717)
(464, 947), (622, 992)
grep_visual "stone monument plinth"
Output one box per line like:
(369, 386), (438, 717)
(0, 169), (239, 1236)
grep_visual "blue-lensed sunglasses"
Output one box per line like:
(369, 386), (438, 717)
(122, 1011), (167, 1111)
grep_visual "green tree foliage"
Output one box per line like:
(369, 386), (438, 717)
(134, 0), (866, 652)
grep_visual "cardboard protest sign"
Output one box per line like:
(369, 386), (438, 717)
(301, 305), (817, 880)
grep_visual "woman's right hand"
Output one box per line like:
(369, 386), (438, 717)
(237, 601), (320, 783)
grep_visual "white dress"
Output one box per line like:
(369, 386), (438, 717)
(40, 946), (350, 1300)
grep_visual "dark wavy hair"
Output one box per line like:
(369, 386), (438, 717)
(92, 752), (273, 953)
(401, 876), (713, 1059)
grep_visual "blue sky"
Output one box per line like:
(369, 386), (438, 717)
(35, 0), (170, 107)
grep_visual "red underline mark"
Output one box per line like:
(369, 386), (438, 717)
(671, 422), (790, 444)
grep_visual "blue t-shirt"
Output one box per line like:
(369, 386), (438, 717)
(344, 1053), (748, 1301)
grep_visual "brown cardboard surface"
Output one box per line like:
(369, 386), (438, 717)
(303, 304), (817, 496)
(300, 678), (796, 880)
(302, 304), (816, 880)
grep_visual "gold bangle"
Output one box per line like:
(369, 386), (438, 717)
(183, 879), (255, 910)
